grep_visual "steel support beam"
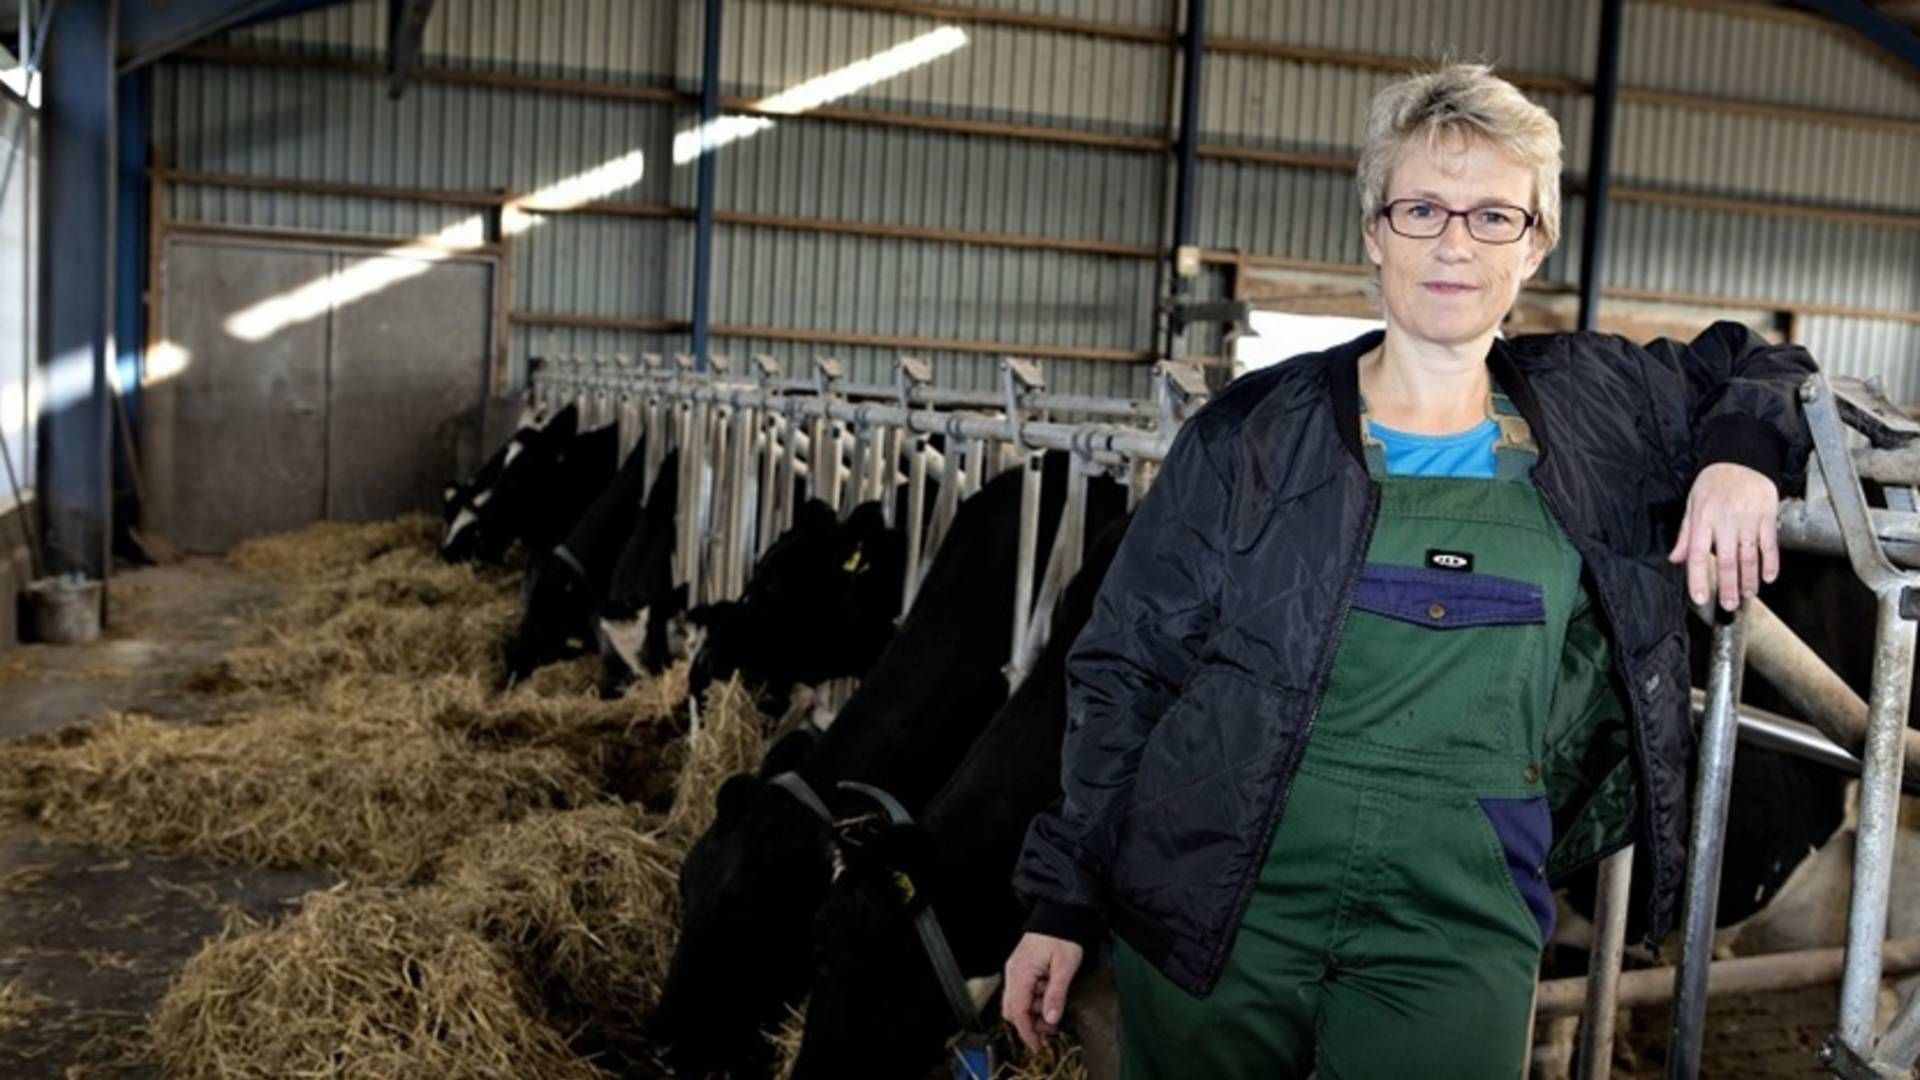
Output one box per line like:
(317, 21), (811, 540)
(1798, 0), (1920, 78)
(1158, 0), (1205, 364)
(689, 0), (721, 369)
(1577, 0), (1623, 332)
(112, 66), (145, 557)
(119, 0), (303, 74)
(39, 0), (117, 581)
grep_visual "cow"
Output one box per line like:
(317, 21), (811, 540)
(789, 514), (1132, 1080)
(686, 483), (931, 716)
(441, 404), (550, 535)
(596, 450), (684, 697)
(502, 438), (653, 685)
(441, 405), (621, 566)
(441, 403), (579, 561)
(646, 451), (1126, 1075)
(1559, 549), (1885, 945)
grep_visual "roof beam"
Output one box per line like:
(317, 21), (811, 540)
(1797, 0), (1920, 74)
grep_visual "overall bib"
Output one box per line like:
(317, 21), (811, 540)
(1114, 396), (1586, 1079)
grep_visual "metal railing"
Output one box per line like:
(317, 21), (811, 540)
(528, 352), (1920, 1079)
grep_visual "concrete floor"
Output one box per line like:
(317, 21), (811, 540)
(0, 560), (335, 1078)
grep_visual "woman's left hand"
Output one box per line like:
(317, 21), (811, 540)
(1667, 463), (1781, 610)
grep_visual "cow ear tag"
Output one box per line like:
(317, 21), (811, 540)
(842, 544), (868, 574)
(891, 869), (916, 905)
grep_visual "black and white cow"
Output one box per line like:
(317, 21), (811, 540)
(595, 450), (685, 697)
(1559, 548), (1887, 944)
(790, 514), (1132, 1080)
(686, 484), (930, 716)
(502, 438), (653, 685)
(647, 452), (1126, 1075)
(441, 405), (621, 566)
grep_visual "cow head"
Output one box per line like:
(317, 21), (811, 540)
(688, 499), (903, 711)
(595, 582), (688, 698)
(791, 821), (961, 1080)
(502, 549), (596, 685)
(440, 404), (580, 564)
(649, 756), (835, 1074)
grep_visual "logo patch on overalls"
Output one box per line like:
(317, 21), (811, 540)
(1426, 549), (1474, 572)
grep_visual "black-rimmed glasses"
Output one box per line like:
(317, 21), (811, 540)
(1378, 198), (1536, 245)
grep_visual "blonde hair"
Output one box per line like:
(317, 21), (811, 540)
(1357, 63), (1564, 254)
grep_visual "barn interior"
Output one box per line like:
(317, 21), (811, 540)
(0, 1), (1918, 1077)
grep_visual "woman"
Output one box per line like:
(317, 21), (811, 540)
(1002, 64), (1815, 1077)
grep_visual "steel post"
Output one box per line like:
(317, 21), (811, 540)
(1668, 604), (1751, 1079)
(1578, 845), (1635, 1080)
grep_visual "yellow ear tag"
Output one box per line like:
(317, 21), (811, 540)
(892, 869), (916, 904)
(842, 544), (867, 574)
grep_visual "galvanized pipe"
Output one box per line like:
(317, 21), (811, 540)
(904, 433), (930, 616)
(1578, 845), (1635, 1080)
(780, 407), (801, 533)
(1011, 454), (1090, 687)
(1009, 450), (1045, 672)
(758, 413), (783, 559)
(1866, 985), (1920, 1075)
(1668, 605), (1751, 1080)
(926, 434), (968, 562)
(532, 372), (1178, 464)
(728, 400), (757, 597)
(1537, 938), (1920, 1018)
(1776, 498), (1920, 569)
(1840, 593), (1918, 1049)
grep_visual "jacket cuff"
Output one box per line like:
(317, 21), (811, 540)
(1024, 900), (1106, 948)
(1697, 414), (1788, 489)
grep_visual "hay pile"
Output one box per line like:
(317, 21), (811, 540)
(150, 888), (602, 1080)
(0, 708), (598, 884)
(665, 674), (772, 840)
(439, 803), (681, 1058)
(219, 547), (518, 691)
(228, 514), (442, 579)
(7, 515), (783, 1076)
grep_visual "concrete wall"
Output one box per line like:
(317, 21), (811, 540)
(0, 496), (34, 649)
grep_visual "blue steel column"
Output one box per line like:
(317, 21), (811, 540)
(1576, 0), (1623, 332)
(1159, 0), (1203, 361)
(689, 0), (721, 371)
(38, 0), (119, 579)
(1170, 0), (1204, 282)
(113, 67), (147, 553)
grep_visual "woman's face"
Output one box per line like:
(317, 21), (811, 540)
(1362, 136), (1548, 349)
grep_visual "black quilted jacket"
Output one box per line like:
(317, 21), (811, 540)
(1013, 323), (1816, 996)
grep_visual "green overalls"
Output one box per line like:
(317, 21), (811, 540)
(1115, 393), (1593, 1079)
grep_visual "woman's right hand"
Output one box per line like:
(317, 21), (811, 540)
(1001, 932), (1084, 1052)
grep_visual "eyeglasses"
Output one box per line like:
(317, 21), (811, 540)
(1378, 198), (1536, 245)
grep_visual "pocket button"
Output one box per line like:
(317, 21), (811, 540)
(1427, 602), (1447, 621)
(1523, 764), (1541, 784)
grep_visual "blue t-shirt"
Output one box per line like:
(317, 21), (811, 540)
(1371, 417), (1499, 478)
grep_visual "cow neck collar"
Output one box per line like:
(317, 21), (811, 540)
(768, 770), (835, 824)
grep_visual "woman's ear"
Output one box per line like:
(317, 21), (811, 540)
(1362, 215), (1384, 269)
(1520, 227), (1549, 281)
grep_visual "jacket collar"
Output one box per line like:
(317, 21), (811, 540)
(1236, 329), (1551, 511)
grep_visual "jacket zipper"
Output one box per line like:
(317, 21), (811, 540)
(1531, 475), (1667, 946)
(1202, 477), (1381, 989)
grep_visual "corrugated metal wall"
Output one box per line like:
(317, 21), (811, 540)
(151, 0), (1920, 402)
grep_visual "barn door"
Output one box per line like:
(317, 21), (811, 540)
(325, 253), (493, 521)
(144, 240), (331, 553)
(146, 234), (497, 552)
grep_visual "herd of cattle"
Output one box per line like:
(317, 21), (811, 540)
(437, 397), (1914, 1077)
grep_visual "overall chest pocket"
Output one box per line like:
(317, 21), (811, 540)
(1317, 563), (1549, 759)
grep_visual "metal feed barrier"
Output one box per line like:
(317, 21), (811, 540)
(530, 352), (1920, 1079)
